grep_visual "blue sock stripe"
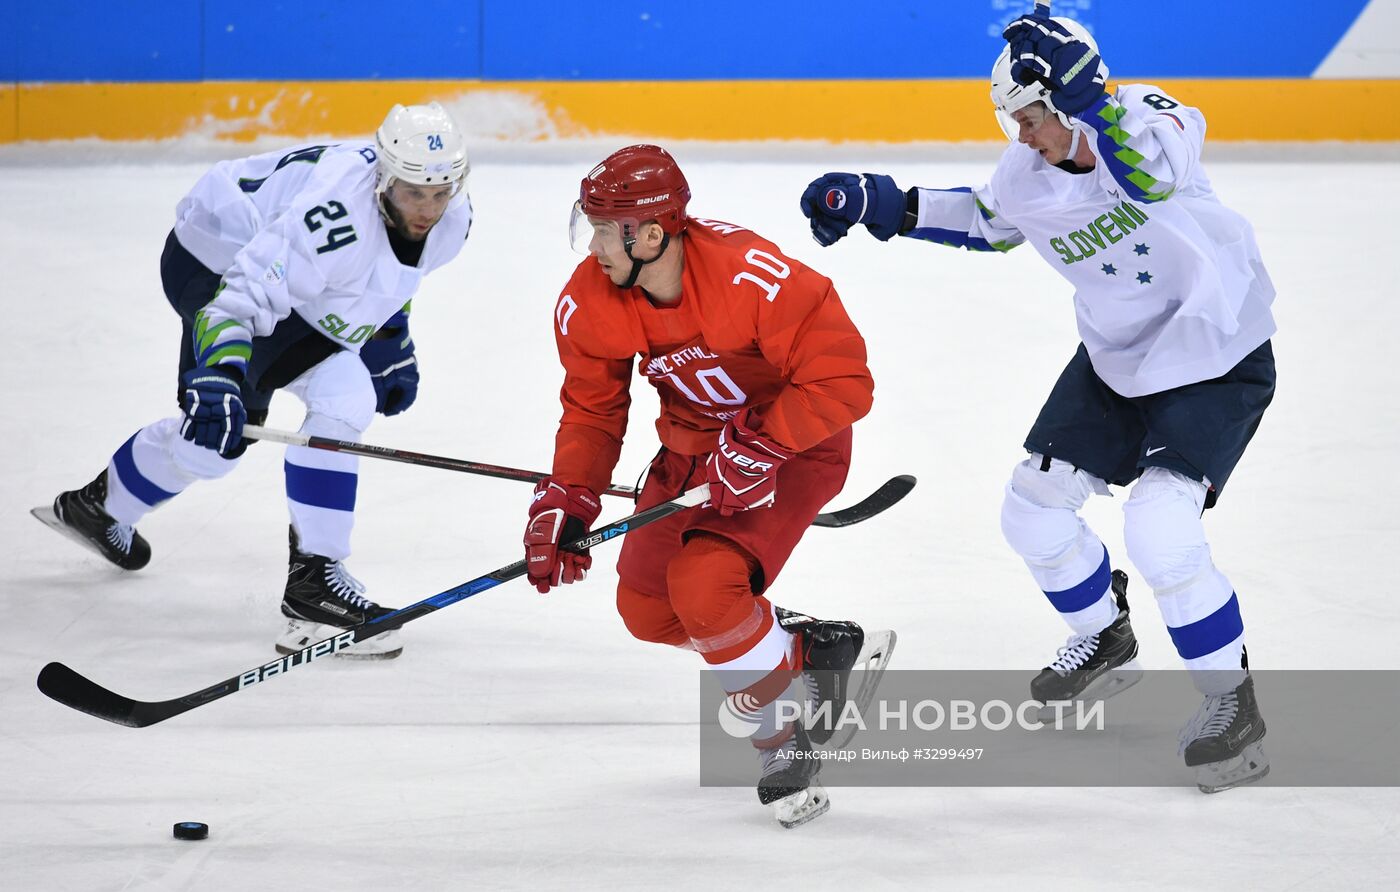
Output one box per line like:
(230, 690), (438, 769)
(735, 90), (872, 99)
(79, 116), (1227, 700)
(1044, 548), (1111, 614)
(284, 461), (358, 512)
(1167, 593), (1244, 660)
(112, 433), (179, 507)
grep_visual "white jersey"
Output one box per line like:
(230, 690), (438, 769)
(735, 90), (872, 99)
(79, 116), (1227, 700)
(907, 84), (1275, 397)
(172, 142), (473, 372)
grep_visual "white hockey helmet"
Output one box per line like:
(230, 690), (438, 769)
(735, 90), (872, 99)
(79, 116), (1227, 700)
(374, 101), (470, 197)
(990, 17), (1108, 140)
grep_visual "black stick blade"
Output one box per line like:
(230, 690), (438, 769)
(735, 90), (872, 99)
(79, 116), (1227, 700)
(812, 474), (917, 528)
(37, 662), (149, 728)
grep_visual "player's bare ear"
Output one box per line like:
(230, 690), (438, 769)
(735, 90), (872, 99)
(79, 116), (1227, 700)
(641, 220), (667, 249)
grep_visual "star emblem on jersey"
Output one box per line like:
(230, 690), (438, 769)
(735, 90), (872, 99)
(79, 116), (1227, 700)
(1134, 243), (1151, 256)
(1137, 271), (1153, 284)
(1101, 263), (1117, 275)
(824, 189), (846, 211)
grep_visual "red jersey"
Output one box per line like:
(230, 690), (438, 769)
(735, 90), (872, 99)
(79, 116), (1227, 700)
(549, 217), (874, 495)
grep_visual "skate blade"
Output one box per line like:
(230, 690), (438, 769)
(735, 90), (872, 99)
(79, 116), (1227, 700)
(1036, 660), (1143, 722)
(822, 630), (897, 750)
(276, 622), (404, 660)
(1195, 741), (1270, 794)
(30, 504), (117, 566)
(772, 783), (830, 829)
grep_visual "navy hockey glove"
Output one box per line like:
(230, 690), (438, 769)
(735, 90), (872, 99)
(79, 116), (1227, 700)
(1002, 16), (1106, 116)
(179, 365), (246, 456)
(524, 478), (603, 594)
(360, 312), (419, 416)
(799, 173), (908, 245)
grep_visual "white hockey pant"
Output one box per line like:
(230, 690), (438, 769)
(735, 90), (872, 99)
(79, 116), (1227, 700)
(1000, 455), (1117, 635)
(1123, 468), (1245, 693)
(280, 351), (376, 559)
(104, 350), (377, 561)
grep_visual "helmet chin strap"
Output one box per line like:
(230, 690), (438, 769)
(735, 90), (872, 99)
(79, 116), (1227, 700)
(379, 191), (403, 230)
(1053, 123), (1097, 174)
(620, 231), (671, 289)
(376, 175), (396, 226)
(1067, 124), (1084, 161)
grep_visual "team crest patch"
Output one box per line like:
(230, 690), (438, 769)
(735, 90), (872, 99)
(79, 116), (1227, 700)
(825, 189), (846, 211)
(264, 261), (286, 285)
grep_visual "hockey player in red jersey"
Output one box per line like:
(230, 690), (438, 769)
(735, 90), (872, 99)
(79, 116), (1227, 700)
(523, 145), (895, 827)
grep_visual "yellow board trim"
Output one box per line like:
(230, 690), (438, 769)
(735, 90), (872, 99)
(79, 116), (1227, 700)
(9, 79), (1400, 143)
(0, 84), (16, 143)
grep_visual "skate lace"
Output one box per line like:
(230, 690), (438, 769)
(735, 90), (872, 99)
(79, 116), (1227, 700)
(1177, 691), (1240, 753)
(1049, 634), (1100, 675)
(105, 523), (135, 554)
(324, 562), (372, 609)
(801, 673), (820, 713)
(759, 744), (793, 778)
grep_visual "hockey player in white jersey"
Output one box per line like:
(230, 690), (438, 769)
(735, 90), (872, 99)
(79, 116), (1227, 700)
(799, 6), (1274, 792)
(36, 102), (473, 659)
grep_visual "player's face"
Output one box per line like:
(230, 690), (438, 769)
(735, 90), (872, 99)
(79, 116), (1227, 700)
(577, 216), (664, 286)
(384, 181), (456, 241)
(578, 217), (628, 283)
(1013, 103), (1074, 163)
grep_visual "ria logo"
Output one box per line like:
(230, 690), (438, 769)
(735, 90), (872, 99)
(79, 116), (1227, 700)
(825, 189), (847, 211)
(717, 690), (764, 738)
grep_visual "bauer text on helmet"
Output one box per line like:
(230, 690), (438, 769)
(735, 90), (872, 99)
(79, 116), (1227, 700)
(569, 145), (692, 290)
(578, 145), (691, 237)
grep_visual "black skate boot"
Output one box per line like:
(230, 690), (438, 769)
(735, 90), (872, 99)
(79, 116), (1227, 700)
(32, 470), (151, 570)
(1031, 570), (1142, 712)
(757, 722), (829, 829)
(777, 607), (897, 748)
(1180, 655), (1269, 793)
(277, 528), (402, 659)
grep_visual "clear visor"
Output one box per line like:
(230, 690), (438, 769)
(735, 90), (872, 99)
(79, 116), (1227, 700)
(379, 179), (462, 236)
(995, 101), (1055, 142)
(375, 168), (462, 194)
(385, 178), (461, 211)
(568, 201), (631, 256)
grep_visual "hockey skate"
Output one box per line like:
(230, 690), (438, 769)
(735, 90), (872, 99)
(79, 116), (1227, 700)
(757, 722), (830, 829)
(277, 529), (402, 659)
(1180, 669), (1269, 793)
(777, 607), (897, 749)
(31, 470), (151, 570)
(1031, 570), (1142, 719)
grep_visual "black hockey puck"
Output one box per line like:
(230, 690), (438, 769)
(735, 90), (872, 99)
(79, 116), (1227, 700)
(173, 822), (209, 841)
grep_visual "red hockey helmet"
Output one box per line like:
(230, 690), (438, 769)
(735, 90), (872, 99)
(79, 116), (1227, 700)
(577, 144), (691, 238)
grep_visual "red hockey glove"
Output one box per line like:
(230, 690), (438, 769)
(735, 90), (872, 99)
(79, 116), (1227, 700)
(704, 414), (795, 517)
(524, 478), (603, 594)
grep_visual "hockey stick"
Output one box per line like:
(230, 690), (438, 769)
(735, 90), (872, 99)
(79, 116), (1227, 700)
(244, 423), (638, 497)
(243, 424), (914, 529)
(37, 485), (712, 728)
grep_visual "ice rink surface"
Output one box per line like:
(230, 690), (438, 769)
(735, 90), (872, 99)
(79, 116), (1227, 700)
(2, 139), (1398, 890)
